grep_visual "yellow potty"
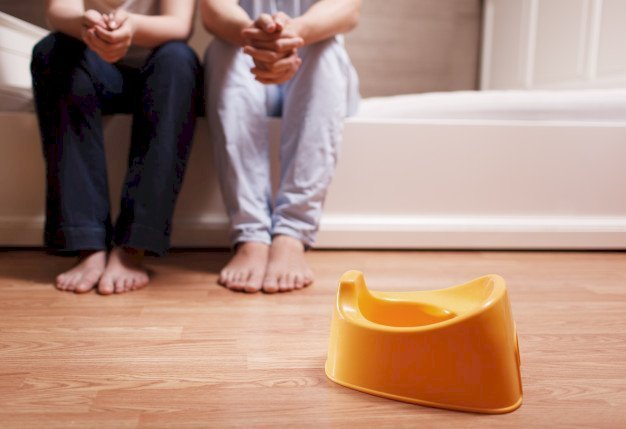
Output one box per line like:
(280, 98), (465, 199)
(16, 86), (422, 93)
(325, 271), (522, 414)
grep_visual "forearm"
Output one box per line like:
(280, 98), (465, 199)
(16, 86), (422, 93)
(201, 0), (253, 46)
(127, 0), (195, 48)
(290, 0), (361, 45)
(45, 0), (85, 40)
(129, 14), (194, 48)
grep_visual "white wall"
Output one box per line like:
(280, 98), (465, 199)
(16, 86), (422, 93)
(481, 0), (626, 90)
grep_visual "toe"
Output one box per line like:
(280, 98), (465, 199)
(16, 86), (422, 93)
(131, 274), (148, 291)
(75, 271), (100, 294)
(218, 269), (230, 286)
(55, 275), (68, 291)
(114, 278), (125, 294)
(244, 271), (263, 293)
(293, 273), (304, 290)
(262, 272), (280, 294)
(228, 271), (246, 292)
(98, 277), (115, 295)
(223, 271), (237, 290)
(136, 273), (149, 289)
(65, 274), (80, 291)
(243, 284), (261, 293)
(55, 273), (68, 289)
(224, 276), (236, 291)
(279, 273), (292, 292)
(74, 280), (94, 294)
(303, 271), (314, 287)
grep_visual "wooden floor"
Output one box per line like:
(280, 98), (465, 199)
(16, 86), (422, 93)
(1, 249), (625, 428)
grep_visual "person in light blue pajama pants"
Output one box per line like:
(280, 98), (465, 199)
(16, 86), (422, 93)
(202, 0), (360, 293)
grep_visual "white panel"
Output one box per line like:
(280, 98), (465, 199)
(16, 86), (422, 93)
(597, 0), (626, 76)
(324, 120), (626, 218)
(481, 0), (526, 89)
(0, 12), (48, 91)
(533, 0), (586, 85)
(481, 0), (626, 89)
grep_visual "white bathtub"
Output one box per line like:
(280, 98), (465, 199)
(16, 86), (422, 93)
(357, 89), (626, 123)
(319, 91), (626, 249)
(1, 12), (625, 249)
(2, 90), (625, 249)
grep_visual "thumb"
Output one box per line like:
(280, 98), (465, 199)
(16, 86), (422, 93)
(83, 9), (104, 28)
(109, 9), (129, 30)
(256, 13), (276, 33)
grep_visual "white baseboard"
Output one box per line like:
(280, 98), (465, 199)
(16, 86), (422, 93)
(316, 215), (626, 249)
(0, 216), (45, 247)
(4, 215), (624, 249)
(173, 214), (626, 249)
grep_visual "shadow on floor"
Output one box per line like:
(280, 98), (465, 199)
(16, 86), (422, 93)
(0, 248), (230, 286)
(149, 248), (230, 276)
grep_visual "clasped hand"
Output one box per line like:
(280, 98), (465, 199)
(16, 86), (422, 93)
(82, 9), (134, 63)
(242, 12), (304, 84)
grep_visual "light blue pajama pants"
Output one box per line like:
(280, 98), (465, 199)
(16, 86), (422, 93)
(204, 36), (359, 247)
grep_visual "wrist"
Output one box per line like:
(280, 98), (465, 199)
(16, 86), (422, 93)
(288, 17), (310, 45)
(238, 18), (255, 47)
(125, 12), (137, 40)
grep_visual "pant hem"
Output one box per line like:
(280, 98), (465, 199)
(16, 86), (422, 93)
(113, 223), (170, 256)
(230, 232), (272, 249)
(271, 227), (315, 249)
(45, 226), (109, 252)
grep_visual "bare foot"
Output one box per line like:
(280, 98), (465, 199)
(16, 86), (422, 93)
(262, 235), (313, 293)
(55, 250), (106, 293)
(98, 247), (149, 295)
(219, 242), (270, 293)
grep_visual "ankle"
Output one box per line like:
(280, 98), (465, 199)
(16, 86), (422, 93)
(272, 235), (305, 250)
(235, 241), (270, 253)
(78, 249), (104, 256)
(111, 247), (145, 266)
(120, 246), (144, 256)
(77, 250), (106, 264)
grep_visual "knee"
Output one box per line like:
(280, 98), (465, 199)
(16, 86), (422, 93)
(31, 33), (93, 98)
(300, 38), (340, 61)
(295, 38), (350, 83)
(149, 42), (200, 77)
(31, 33), (78, 77)
(204, 38), (244, 77)
(31, 35), (53, 74)
(205, 38), (237, 63)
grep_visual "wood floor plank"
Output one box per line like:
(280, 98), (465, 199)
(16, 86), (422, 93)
(0, 413), (139, 429)
(1, 250), (625, 428)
